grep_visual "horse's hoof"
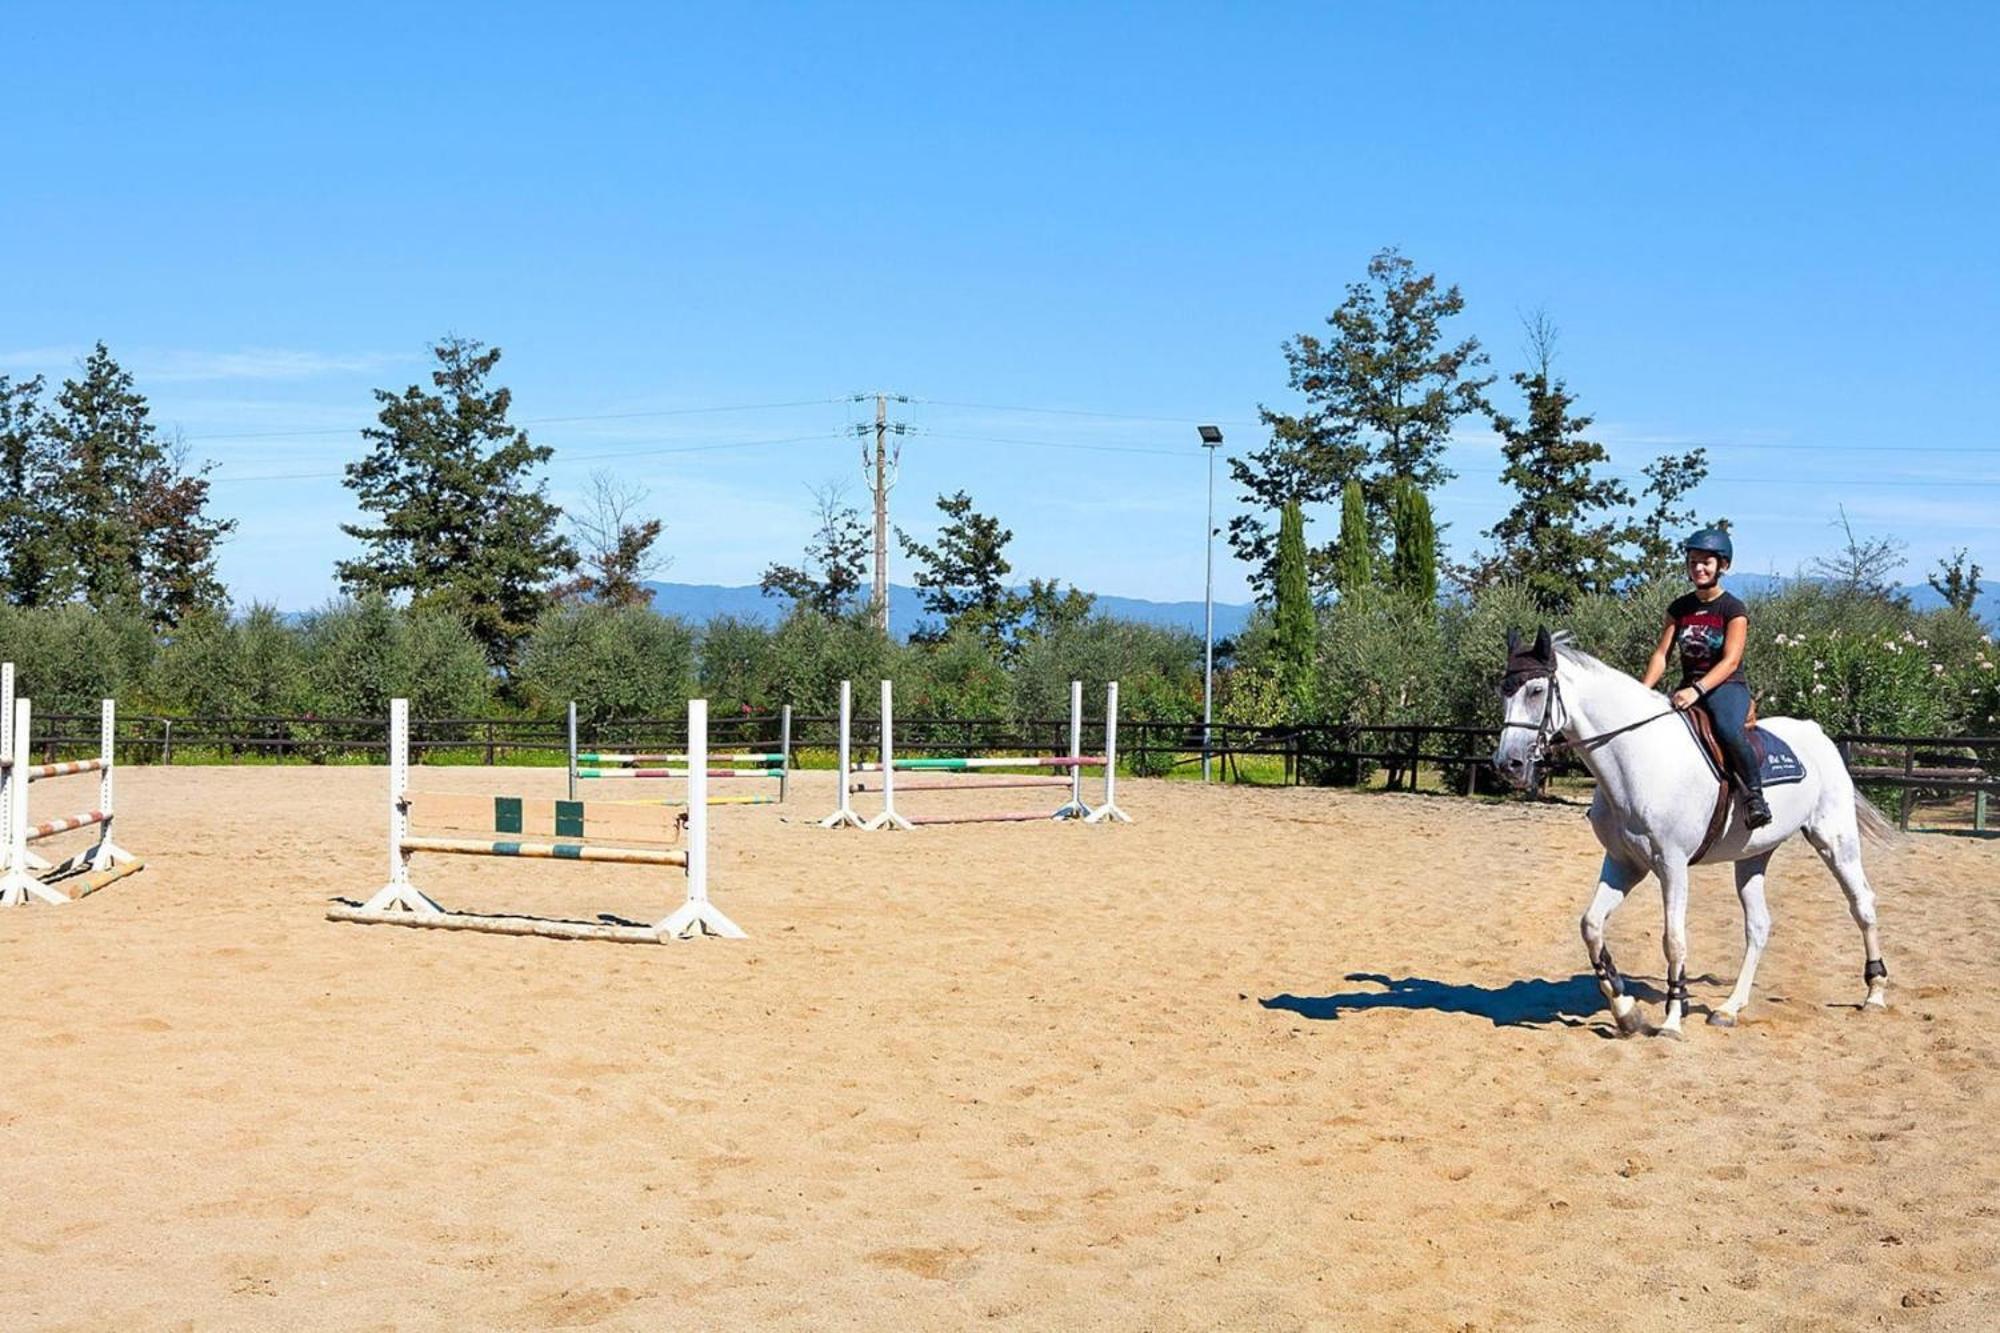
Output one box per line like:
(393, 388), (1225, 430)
(1652, 1026), (1685, 1041)
(1863, 997), (1890, 1014)
(1706, 1010), (1737, 1028)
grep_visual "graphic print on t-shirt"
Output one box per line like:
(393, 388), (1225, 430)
(1668, 591), (1747, 687)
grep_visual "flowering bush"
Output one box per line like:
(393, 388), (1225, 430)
(1758, 628), (1955, 735)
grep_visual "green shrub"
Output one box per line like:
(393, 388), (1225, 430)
(514, 602), (693, 724)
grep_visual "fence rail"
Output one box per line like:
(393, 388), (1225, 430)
(13, 708), (1993, 831)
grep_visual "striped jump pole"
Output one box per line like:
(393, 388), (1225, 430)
(337, 696), (742, 941)
(0, 688), (138, 906)
(819, 679), (866, 828)
(1, 698), (65, 906)
(569, 702), (792, 806)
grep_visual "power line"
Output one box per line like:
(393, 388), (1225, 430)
(207, 432), (837, 484)
(919, 398), (1261, 429)
(921, 430), (1195, 459)
(182, 397), (844, 443)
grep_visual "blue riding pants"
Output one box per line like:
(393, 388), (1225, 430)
(1698, 679), (1762, 795)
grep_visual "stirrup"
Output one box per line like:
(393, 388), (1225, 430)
(1743, 792), (1772, 829)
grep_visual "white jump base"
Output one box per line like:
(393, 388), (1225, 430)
(820, 678), (1131, 831)
(332, 697), (742, 943)
(0, 663), (141, 907)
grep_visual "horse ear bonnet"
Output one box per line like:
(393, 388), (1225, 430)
(1501, 627), (1554, 696)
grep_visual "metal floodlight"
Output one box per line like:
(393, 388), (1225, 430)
(1198, 425), (1223, 780)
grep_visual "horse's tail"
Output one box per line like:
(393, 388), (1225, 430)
(1853, 792), (1905, 851)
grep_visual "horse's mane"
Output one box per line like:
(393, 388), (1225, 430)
(1552, 636), (1663, 709)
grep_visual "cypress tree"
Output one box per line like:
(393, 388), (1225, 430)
(1333, 479), (1372, 604)
(1389, 477), (1438, 605)
(1273, 499), (1313, 701)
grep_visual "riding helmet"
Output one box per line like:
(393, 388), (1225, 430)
(1683, 527), (1733, 564)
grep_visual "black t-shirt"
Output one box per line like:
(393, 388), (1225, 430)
(1667, 590), (1748, 688)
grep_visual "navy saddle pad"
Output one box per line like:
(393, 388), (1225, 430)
(1684, 714), (1808, 788)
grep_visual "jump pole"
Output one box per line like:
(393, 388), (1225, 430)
(0, 663), (50, 872)
(655, 698), (744, 939)
(1, 699), (66, 905)
(819, 679), (866, 828)
(779, 703), (792, 804)
(1084, 681), (1131, 823)
(1053, 679), (1089, 820)
(338, 697), (742, 941)
(567, 701), (578, 801)
(864, 679), (914, 831)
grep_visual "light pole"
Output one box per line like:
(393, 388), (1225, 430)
(1198, 425), (1223, 782)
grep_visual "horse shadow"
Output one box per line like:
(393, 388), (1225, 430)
(1262, 971), (1681, 1033)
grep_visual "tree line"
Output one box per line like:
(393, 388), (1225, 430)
(1, 251), (1991, 752)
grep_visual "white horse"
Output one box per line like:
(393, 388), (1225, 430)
(1490, 628), (1891, 1039)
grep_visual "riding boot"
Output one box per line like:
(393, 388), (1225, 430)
(1743, 785), (1772, 829)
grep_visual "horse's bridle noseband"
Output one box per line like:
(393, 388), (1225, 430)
(1499, 666), (1565, 773)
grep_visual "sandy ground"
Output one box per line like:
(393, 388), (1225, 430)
(2, 763), (1997, 1331)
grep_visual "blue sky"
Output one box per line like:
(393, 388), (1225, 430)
(3, 3), (1994, 609)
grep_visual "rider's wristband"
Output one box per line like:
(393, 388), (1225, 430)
(1693, 683), (1707, 699)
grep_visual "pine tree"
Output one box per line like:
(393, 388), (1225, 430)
(0, 374), (63, 606)
(26, 346), (235, 626)
(1479, 323), (1636, 610)
(1273, 499), (1314, 703)
(1228, 248), (1491, 595)
(1928, 548), (1983, 615)
(761, 483), (870, 616)
(1389, 477), (1437, 605)
(338, 337), (576, 667)
(1332, 479), (1373, 604)
(896, 491), (1092, 652)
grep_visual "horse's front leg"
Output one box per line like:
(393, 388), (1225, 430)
(1581, 855), (1647, 1036)
(1656, 857), (1693, 1039)
(1709, 853), (1773, 1027)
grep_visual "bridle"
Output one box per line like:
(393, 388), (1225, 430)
(1500, 661), (1680, 777)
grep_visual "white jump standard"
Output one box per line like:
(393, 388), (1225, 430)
(820, 678), (1130, 830)
(0, 663), (143, 907)
(329, 697), (743, 942)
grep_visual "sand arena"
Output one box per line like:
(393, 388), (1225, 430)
(4, 765), (1997, 1329)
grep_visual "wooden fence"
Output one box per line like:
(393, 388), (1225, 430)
(13, 708), (1994, 833)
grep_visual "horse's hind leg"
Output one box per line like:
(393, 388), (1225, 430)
(1805, 807), (1889, 1010)
(1709, 852), (1773, 1028)
(1581, 854), (1647, 1036)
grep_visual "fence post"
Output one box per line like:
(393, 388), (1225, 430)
(163, 719), (173, 766)
(1899, 743), (1914, 831)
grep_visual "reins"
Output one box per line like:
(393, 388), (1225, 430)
(1501, 669), (1680, 763)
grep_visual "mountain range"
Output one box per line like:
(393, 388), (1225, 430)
(643, 582), (1256, 641)
(643, 576), (1996, 639)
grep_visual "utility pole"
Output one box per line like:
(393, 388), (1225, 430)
(855, 392), (910, 633)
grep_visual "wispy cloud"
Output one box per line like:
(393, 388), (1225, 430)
(0, 345), (406, 384)
(138, 348), (405, 383)
(0, 345), (84, 372)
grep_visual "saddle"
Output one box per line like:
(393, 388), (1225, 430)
(1681, 699), (1806, 862)
(1683, 706), (1746, 865)
(1683, 698), (1758, 786)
